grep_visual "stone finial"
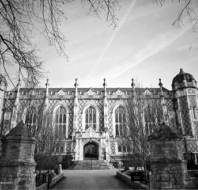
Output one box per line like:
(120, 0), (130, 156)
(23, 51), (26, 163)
(131, 78), (135, 89)
(179, 68), (184, 74)
(159, 78), (164, 96)
(103, 78), (107, 98)
(74, 78), (79, 100)
(74, 78), (78, 88)
(131, 78), (136, 99)
(45, 78), (49, 102)
(103, 78), (107, 88)
(45, 78), (49, 88)
(159, 78), (163, 88)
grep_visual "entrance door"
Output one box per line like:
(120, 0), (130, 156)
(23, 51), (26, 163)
(84, 142), (98, 160)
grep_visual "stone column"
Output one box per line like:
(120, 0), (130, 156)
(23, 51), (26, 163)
(73, 79), (79, 160)
(148, 123), (188, 190)
(0, 121), (36, 190)
(103, 78), (110, 161)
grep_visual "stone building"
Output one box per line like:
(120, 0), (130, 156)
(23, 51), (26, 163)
(0, 69), (198, 163)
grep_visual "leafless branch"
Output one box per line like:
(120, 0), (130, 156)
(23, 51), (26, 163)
(0, 0), (118, 88)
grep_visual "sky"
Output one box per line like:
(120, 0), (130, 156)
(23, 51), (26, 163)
(29, 0), (198, 89)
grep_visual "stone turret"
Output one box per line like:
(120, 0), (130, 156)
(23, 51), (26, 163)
(172, 69), (198, 137)
(73, 78), (79, 132)
(103, 78), (108, 131)
(73, 78), (79, 160)
(102, 78), (110, 161)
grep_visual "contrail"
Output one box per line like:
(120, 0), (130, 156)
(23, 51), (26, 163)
(102, 21), (194, 81)
(89, 0), (137, 76)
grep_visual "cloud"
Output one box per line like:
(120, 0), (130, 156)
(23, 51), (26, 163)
(88, 0), (137, 74)
(100, 22), (193, 81)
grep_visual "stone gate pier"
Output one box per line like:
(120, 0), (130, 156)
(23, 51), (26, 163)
(148, 123), (189, 190)
(0, 121), (36, 190)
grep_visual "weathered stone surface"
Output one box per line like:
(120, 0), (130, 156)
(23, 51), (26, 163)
(148, 122), (182, 141)
(0, 121), (36, 190)
(149, 124), (189, 190)
(6, 121), (31, 138)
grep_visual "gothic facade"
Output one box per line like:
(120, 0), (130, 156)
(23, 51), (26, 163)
(0, 69), (198, 162)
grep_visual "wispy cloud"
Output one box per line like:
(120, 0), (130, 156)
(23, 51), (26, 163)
(100, 22), (193, 81)
(87, 0), (137, 75)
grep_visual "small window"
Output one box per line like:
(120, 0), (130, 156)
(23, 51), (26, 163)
(127, 145), (131, 152)
(123, 145), (126, 152)
(56, 147), (59, 153)
(60, 146), (64, 153)
(193, 107), (197, 120)
(118, 145), (122, 152)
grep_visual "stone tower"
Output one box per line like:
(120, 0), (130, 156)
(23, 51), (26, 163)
(172, 69), (198, 137)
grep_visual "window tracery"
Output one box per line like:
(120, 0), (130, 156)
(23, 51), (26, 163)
(115, 106), (126, 136)
(55, 106), (67, 139)
(85, 106), (96, 130)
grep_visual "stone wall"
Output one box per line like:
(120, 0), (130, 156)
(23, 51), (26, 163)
(148, 123), (194, 190)
(36, 173), (64, 190)
(0, 121), (36, 190)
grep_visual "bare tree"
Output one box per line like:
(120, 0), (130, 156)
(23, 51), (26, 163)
(123, 88), (164, 172)
(35, 113), (61, 155)
(157, 0), (198, 28)
(0, 0), (118, 88)
(23, 94), (61, 156)
(125, 93), (147, 169)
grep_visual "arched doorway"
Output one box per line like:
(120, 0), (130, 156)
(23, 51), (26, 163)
(84, 142), (99, 160)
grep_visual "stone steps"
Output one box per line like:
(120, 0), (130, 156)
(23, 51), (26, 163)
(71, 160), (113, 170)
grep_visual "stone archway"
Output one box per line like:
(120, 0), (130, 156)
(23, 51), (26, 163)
(84, 141), (99, 160)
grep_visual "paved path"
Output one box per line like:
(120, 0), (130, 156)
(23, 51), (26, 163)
(51, 169), (132, 190)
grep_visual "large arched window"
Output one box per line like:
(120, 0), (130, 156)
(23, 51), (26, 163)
(115, 106), (126, 136)
(85, 106), (96, 130)
(55, 106), (66, 139)
(25, 107), (37, 133)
